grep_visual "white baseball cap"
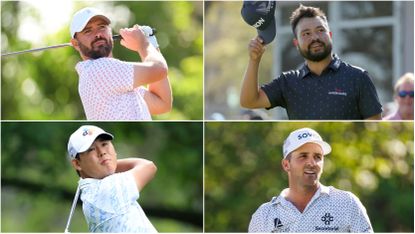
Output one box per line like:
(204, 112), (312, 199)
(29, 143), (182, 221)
(283, 128), (331, 158)
(67, 125), (114, 159)
(70, 7), (111, 39)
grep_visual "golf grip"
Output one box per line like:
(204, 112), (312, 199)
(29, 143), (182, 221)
(112, 27), (157, 40)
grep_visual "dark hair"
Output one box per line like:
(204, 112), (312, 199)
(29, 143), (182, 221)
(290, 4), (328, 38)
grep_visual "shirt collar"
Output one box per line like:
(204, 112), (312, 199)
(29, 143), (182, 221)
(271, 183), (330, 206)
(299, 54), (341, 79)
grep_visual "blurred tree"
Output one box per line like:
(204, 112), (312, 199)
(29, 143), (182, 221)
(1, 122), (203, 232)
(205, 122), (414, 232)
(1, 1), (203, 120)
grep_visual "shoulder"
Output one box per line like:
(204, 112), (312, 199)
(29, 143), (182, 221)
(252, 196), (278, 216)
(338, 59), (369, 76)
(326, 186), (361, 204)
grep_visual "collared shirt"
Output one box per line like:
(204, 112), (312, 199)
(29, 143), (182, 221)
(261, 55), (382, 120)
(248, 184), (373, 233)
(76, 58), (152, 120)
(79, 171), (157, 233)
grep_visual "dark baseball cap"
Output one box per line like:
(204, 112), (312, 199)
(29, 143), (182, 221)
(241, 1), (277, 44)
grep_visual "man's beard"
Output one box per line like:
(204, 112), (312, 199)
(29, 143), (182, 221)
(78, 37), (113, 59)
(298, 39), (332, 62)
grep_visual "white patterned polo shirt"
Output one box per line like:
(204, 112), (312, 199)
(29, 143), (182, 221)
(76, 58), (151, 120)
(248, 184), (373, 232)
(79, 171), (157, 233)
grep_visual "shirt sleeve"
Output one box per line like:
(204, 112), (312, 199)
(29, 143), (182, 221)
(357, 71), (383, 119)
(348, 192), (373, 233)
(261, 75), (287, 110)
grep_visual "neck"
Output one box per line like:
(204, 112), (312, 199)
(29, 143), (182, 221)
(306, 54), (333, 76)
(285, 183), (319, 213)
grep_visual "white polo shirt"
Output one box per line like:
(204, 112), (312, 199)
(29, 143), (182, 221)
(248, 184), (373, 233)
(76, 58), (151, 120)
(79, 171), (157, 233)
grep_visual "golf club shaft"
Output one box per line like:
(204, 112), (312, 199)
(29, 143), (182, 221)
(64, 185), (81, 233)
(1, 35), (122, 57)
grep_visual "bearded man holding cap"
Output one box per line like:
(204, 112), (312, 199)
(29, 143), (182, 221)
(248, 128), (373, 233)
(70, 7), (171, 120)
(240, 3), (382, 120)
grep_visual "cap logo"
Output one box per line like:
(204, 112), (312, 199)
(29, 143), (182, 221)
(297, 132), (312, 140)
(82, 128), (93, 136)
(253, 17), (266, 28)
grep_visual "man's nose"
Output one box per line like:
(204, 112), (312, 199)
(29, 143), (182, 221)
(96, 147), (106, 157)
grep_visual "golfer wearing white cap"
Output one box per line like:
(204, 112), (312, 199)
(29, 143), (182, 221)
(70, 7), (171, 120)
(248, 128), (373, 232)
(67, 125), (157, 232)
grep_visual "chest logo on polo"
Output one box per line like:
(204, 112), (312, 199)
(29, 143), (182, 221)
(272, 218), (289, 233)
(314, 213), (339, 231)
(328, 88), (347, 96)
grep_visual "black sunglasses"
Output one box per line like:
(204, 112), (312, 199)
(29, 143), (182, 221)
(398, 90), (414, 98)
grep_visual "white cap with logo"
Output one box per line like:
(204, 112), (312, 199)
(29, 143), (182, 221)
(70, 7), (111, 39)
(283, 128), (331, 158)
(67, 125), (114, 159)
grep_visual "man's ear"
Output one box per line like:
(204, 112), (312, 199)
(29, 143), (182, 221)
(70, 38), (80, 52)
(71, 158), (82, 171)
(293, 38), (298, 47)
(329, 31), (333, 39)
(281, 159), (290, 172)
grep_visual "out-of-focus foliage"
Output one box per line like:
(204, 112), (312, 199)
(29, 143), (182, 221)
(1, 122), (203, 232)
(205, 122), (414, 232)
(1, 1), (203, 120)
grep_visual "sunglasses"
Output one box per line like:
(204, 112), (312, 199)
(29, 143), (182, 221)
(398, 90), (414, 98)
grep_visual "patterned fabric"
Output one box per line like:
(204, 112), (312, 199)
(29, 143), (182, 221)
(248, 184), (373, 233)
(79, 171), (157, 233)
(261, 55), (382, 120)
(76, 58), (151, 120)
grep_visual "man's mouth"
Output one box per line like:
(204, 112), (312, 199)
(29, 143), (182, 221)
(93, 40), (106, 47)
(304, 170), (317, 175)
(100, 159), (110, 165)
(310, 43), (323, 49)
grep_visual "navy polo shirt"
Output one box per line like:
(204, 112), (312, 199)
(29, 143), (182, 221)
(261, 55), (382, 120)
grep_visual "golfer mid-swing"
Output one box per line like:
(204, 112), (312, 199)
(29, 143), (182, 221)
(249, 128), (373, 232)
(70, 7), (171, 120)
(67, 125), (157, 232)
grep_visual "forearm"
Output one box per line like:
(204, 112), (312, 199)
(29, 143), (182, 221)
(139, 45), (168, 77)
(240, 59), (262, 108)
(146, 77), (172, 114)
(133, 47), (168, 88)
(116, 158), (154, 173)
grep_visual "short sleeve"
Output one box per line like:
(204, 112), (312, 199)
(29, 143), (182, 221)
(348, 192), (373, 233)
(357, 71), (383, 118)
(261, 75), (287, 109)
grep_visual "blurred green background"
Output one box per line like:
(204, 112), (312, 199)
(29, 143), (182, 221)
(1, 1), (203, 120)
(1, 122), (203, 232)
(205, 122), (414, 232)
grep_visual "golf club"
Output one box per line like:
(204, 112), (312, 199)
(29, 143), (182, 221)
(64, 184), (81, 233)
(1, 28), (156, 57)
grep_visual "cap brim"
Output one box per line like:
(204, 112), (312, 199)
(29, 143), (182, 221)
(284, 140), (331, 158)
(72, 15), (110, 38)
(77, 133), (114, 154)
(257, 18), (276, 45)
